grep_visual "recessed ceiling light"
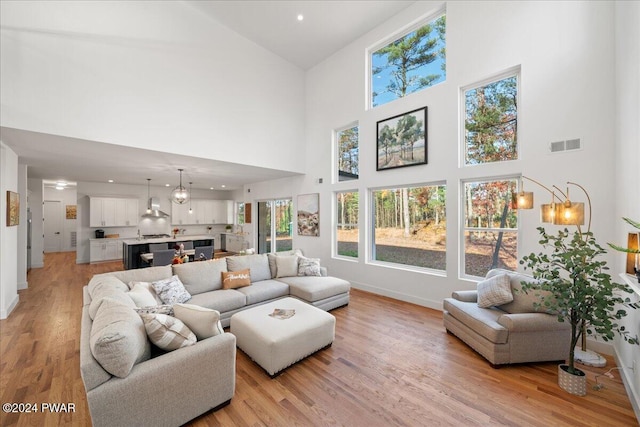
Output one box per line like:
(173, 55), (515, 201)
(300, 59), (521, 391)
(210, 187), (214, 190)
(297, 14), (304, 21)
(56, 181), (67, 187)
(55, 186), (64, 190)
(165, 184), (170, 187)
(107, 179), (114, 183)
(221, 185), (226, 188)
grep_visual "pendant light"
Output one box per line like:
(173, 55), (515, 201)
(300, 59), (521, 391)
(188, 182), (193, 214)
(170, 169), (190, 205)
(146, 179), (152, 214)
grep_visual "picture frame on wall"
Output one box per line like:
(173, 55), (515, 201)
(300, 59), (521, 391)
(6, 191), (19, 226)
(66, 205), (77, 219)
(376, 106), (427, 171)
(297, 193), (319, 237)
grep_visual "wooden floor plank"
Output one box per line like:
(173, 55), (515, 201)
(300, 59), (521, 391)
(0, 252), (637, 426)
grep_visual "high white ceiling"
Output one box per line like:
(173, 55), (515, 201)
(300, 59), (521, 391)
(1, 1), (415, 190)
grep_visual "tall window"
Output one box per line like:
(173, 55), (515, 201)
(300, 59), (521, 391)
(464, 72), (519, 165)
(237, 202), (245, 225)
(371, 184), (446, 271)
(257, 199), (292, 254)
(463, 179), (518, 278)
(370, 12), (446, 108)
(336, 124), (359, 182)
(335, 191), (358, 258)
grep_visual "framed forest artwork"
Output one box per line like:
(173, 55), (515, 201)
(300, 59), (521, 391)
(377, 106), (427, 171)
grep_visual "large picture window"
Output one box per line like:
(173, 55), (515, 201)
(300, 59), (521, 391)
(336, 124), (359, 182)
(463, 72), (519, 165)
(257, 199), (292, 254)
(371, 184), (446, 271)
(370, 12), (446, 108)
(463, 178), (518, 278)
(335, 191), (358, 258)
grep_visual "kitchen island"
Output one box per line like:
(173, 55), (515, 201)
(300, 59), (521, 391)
(122, 235), (214, 269)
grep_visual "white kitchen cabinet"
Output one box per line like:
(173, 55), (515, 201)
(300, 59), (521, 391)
(90, 197), (139, 227)
(172, 200), (233, 225)
(90, 239), (122, 263)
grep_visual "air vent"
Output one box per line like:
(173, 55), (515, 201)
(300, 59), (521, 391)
(549, 138), (581, 153)
(70, 231), (77, 248)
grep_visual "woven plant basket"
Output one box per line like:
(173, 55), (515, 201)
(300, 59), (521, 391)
(558, 364), (586, 396)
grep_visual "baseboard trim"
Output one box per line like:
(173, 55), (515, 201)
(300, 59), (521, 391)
(17, 280), (28, 290)
(349, 280), (443, 311)
(614, 346), (640, 423)
(0, 294), (20, 319)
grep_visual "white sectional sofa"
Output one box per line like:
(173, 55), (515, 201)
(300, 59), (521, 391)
(80, 251), (350, 426)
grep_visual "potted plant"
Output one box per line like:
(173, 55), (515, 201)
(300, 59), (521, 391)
(520, 227), (638, 396)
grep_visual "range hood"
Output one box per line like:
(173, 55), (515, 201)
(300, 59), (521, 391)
(141, 197), (170, 218)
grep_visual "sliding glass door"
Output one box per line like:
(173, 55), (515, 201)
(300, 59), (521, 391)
(257, 199), (292, 254)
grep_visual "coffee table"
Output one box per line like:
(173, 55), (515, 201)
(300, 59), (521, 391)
(230, 297), (335, 377)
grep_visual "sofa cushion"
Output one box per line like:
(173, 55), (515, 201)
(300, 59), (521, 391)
(152, 275), (192, 305)
(88, 275), (129, 295)
(90, 298), (151, 378)
(268, 249), (303, 278)
(89, 283), (136, 320)
(275, 255), (299, 278)
(486, 269), (553, 314)
(107, 265), (173, 289)
(227, 254), (271, 282)
(298, 256), (322, 277)
(477, 274), (513, 308)
(222, 269), (251, 289)
(235, 279), (290, 305)
(128, 281), (164, 305)
(276, 276), (350, 302)
(187, 289), (247, 313)
(443, 298), (508, 344)
(173, 303), (224, 340)
(139, 313), (196, 351)
(172, 258), (228, 295)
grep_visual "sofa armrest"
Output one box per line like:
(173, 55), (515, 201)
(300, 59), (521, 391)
(497, 313), (568, 332)
(451, 290), (478, 303)
(86, 332), (236, 427)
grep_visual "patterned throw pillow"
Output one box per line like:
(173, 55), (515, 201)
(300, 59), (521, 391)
(134, 304), (174, 316)
(297, 256), (322, 276)
(151, 275), (191, 305)
(173, 303), (224, 340)
(221, 269), (251, 289)
(477, 274), (513, 308)
(139, 313), (196, 351)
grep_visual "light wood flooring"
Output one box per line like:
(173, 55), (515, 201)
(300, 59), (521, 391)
(0, 252), (637, 426)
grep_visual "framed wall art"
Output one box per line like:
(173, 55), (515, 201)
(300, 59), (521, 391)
(6, 191), (19, 226)
(376, 106), (427, 171)
(297, 193), (319, 237)
(66, 205), (77, 219)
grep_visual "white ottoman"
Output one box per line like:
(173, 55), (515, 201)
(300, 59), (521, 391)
(230, 297), (336, 377)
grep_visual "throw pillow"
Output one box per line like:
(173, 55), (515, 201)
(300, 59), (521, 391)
(221, 269), (251, 289)
(134, 304), (174, 316)
(297, 256), (322, 276)
(128, 281), (164, 305)
(90, 298), (150, 378)
(275, 255), (299, 278)
(173, 303), (224, 340)
(128, 282), (159, 307)
(139, 313), (196, 351)
(152, 275), (191, 305)
(477, 274), (513, 308)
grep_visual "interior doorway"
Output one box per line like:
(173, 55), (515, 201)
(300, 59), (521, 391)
(43, 200), (62, 253)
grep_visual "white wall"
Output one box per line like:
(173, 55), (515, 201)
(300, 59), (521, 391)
(0, 142), (20, 318)
(16, 164), (27, 289)
(290, 0), (618, 309)
(0, 0), (306, 174)
(613, 0), (640, 416)
(27, 179), (44, 268)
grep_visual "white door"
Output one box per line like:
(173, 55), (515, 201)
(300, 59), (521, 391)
(44, 200), (62, 253)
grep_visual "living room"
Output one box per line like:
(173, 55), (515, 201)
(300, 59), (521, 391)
(1, 0), (639, 425)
